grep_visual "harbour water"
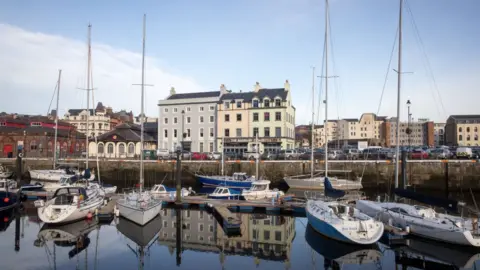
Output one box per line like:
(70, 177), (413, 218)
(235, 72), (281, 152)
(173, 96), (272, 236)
(1, 202), (480, 270)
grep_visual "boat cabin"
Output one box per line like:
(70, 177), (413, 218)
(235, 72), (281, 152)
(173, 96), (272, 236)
(212, 187), (230, 195)
(248, 180), (271, 191)
(53, 187), (88, 205)
(152, 184), (167, 193)
(232, 173), (249, 181)
(0, 179), (17, 190)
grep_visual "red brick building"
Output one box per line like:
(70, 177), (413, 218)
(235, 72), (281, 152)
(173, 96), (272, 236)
(0, 114), (86, 158)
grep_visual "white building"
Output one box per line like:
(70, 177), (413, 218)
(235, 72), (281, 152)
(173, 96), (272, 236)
(64, 102), (111, 137)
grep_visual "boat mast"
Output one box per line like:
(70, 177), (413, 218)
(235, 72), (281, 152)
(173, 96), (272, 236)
(394, 0), (403, 189)
(139, 14), (146, 192)
(85, 24), (92, 170)
(255, 134), (259, 180)
(310, 66), (315, 179)
(221, 136), (225, 176)
(324, 0), (329, 178)
(53, 69), (61, 169)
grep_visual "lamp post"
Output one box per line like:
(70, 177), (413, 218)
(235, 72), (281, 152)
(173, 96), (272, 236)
(406, 99), (412, 149)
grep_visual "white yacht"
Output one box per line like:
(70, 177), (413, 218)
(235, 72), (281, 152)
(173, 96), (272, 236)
(150, 184), (192, 198)
(241, 180), (284, 201)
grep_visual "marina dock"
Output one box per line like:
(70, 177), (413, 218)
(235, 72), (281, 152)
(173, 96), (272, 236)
(96, 197), (117, 222)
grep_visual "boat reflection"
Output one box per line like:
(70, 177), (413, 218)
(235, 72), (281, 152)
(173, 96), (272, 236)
(116, 215), (162, 269)
(157, 208), (295, 267)
(0, 208), (16, 232)
(390, 236), (480, 269)
(305, 225), (381, 269)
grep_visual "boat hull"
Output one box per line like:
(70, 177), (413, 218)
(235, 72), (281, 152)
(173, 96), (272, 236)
(37, 197), (104, 224)
(242, 191), (283, 201)
(284, 176), (362, 190)
(207, 194), (241, 200)
(0, 191), (18, 211)
(117, 199), (162, 226)
(29, 170), (75, 182)
(196, 175), (253, 188)
(0, 172), (13, 178)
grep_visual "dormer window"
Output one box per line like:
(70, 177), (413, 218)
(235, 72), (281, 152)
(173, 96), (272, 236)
(31, 122), (41, 127)
(275, 99), (281, 107)
(236, 101), (242, 109)
(253, 99), (259, 108)
(264, 99), (270, 108)
(224, 102), (230, 109)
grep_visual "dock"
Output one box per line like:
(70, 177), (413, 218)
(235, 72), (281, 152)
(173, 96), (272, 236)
(96, 197), (117, 223)
(207, 204), (242, 234)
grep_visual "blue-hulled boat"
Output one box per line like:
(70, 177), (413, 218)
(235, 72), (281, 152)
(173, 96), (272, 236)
(207, 187), (242, 200)
(0, 179), (19, 211)
(196, 172), (255, 188)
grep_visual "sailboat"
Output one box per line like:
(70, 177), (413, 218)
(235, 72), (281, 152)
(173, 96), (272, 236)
(116, 14), (162, 226)
(305, 0), (384, 246)
(355, 0), (480, 247)
(0, 179), (21, 212)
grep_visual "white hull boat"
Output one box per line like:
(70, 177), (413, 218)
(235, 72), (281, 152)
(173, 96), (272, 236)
(306, 200), (384, 245)
(151, 184), (192, 198)
(356, 200), (480, 247)
(117, 191), (162, 226)
(241, 180), (284, 201)
(284, 175), (362, 190)
(36, 187), (105, 224)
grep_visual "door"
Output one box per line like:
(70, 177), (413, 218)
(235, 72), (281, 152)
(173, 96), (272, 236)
(3, 144), (13, 157)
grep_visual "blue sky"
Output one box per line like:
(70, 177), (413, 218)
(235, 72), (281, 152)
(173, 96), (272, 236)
(0, 0), (478, 123)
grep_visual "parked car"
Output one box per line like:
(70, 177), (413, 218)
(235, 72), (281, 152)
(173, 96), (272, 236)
(243, 151), (261, 160)
(261, 152), (277, 160)
(191, 152), (208, 160)
(208, 152), (222, 160)
(328, 150), (346, 160)
(344, 149), (360, 160)
(223, 152), (241, 160)
(456, 147), (473, 159)
(410, 149), (429, 159)
(157, 149), (171, 160)
(361, 148), (382, 160)
(430, 148), (452, 159)
(298, 149), (325, 160)
(277, 149), (299, 160)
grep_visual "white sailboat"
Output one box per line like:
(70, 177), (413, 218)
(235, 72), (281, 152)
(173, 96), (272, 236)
(241, 180), (284, 201)
(117, 14), (162, 226)
(306, 0), (384, 245)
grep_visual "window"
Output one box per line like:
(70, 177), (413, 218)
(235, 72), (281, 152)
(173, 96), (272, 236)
(236, 128), (242, 137)
(275, 99), (281, 107)
(253, 113), (259, 122)
(186, 107), (191, 112)
(236, 114), (242, 121)
(173, 108), (178, 113)
(210, 116), (214, 123)
(475, 127), (478, 132)
(174, 129), (178, 138)
(98, 144), (104, 154)
(236, 101), (242, 108)
(199, 106), (204, 112)
(200, 142), (204, 152)
(164, 108), (168, 113)
(128, 144), (134, 154)
(209, 105), (215, 111)
(108, 144), (114, 154)
(119, 144), (125, 154)
(264, 112), (270, 121)
(264, 127), (270, 137)
(467, 127), (471, 132)
(253, 229), (258, 240)
(253, 127), (259, 137)
(264, 99), (270, 107)
(200, 116), (204, 123)
(209, 225), (214, 233)
(187, 117), (191, 124)
(199, 223), (204, 232)
(275, 112), (281, 121)
(209, 128), (214, 137)
(225, 114), (230, 122)
(30, 140), (37, 151)
(225, 129), (230, 137)
(164, 129), (168, 138)
(264, 230), (270, 240)
(200, 128), (204, 138)
(209, 142), (214, 152)
(224, 102), (230, 109)
(275, 231), (282, 241)
(174, 117), (178, 124)
(459, 135), (463, 141)
(164, 118), (168, 124)
(467, 135), (471, 141)
(275, 127), (281, 137)
(459, 127), (463, 132)
(475, 134), (478, 141)
(253, 100), (259, 108)
(187, 129), (191, 137)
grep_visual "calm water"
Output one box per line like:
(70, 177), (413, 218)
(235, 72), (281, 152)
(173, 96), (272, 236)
(0, 205), (479, 270)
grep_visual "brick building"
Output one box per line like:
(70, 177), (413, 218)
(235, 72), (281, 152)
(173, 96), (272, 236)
(0, 114), (85, 158)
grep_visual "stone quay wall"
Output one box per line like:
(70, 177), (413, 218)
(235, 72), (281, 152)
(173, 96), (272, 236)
(5, 158), (480, 191)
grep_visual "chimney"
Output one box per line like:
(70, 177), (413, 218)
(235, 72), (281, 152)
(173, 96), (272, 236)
(284, 80), (290, 91)
(220, 84), (227, 95)
(254, 82), (261, 92)
(170, 87), (176, 96)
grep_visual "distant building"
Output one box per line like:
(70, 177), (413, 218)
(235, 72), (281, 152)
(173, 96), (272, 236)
(381, 118), (434, 147)
(158, 87), (221, 152)
(433, 123), (446, 146)
(133, 115), (158, 125)
(337, 113), (386, 141)
(445, 115), (480, 146)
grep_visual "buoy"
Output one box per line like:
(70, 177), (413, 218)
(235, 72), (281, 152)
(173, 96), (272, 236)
(4, 197), (9, 203)
(3, 217), (8, 222)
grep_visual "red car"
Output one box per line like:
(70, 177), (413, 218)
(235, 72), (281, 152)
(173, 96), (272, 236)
(191, 152), (208, 160)
(410, 149), (429, 159)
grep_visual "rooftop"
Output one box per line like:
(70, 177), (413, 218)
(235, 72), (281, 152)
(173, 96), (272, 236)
(219, 88), (288, 102)
(167, 91), (221, 100)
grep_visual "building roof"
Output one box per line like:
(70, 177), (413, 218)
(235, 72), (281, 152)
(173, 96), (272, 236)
(342, 118), (358, 122)
(95, 102), (106, 112)
(219, 88), (288, 102)
(67, 109), (95, 116)
(448, 115), (480, 120)
(0, 126), (85, 138)
(94, 123), (156, 142)
(167, 91), (221, 100)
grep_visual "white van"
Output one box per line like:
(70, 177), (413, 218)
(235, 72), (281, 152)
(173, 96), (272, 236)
(455, 147), (472, 159)
(156, 148), (171, 160)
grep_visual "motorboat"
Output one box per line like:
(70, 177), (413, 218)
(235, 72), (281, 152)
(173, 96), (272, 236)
(0, 165), (13, 179)
(89, 180), (117, 195)
(0, 179), (20, 211)
(29, 166), (95, 182)
(35, 186), (105, 224)
(284, 174), (363, 190)
(306, 199), (384, 245)
(73, 179), (117, 196)
(305, 224), (381, 267)
(196, 172), (256, 189)
(208, 187), (242, 200)
(241, 180), (284, 201)
(356, 200), (480, 247)
(150, 184), (192, 198)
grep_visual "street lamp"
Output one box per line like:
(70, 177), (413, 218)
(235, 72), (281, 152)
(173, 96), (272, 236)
(406, 99), (412, 149)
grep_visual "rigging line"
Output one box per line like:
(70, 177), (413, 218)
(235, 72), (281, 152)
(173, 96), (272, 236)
(405, 0), (446, 117)
(327, 7), (342, 120)
(46, 80), (59, 116)
(316, 33), (327, 125)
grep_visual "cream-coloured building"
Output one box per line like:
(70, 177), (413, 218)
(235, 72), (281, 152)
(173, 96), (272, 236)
(433, 123), (446, 146)
(64, 102), (111, 137)
(312, 120), (338, 147)
(217, 81), (296, 153)
(336, 113), (386, 140)
(445, 115), (480, 146)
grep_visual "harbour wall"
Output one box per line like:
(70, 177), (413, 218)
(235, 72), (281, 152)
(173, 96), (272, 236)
(6, 158), (480, 191)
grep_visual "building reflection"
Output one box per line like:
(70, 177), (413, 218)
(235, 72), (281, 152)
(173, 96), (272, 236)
(157, 209), (295, 268)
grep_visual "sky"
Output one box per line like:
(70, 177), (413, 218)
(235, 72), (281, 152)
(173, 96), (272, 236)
(0, 0), (478, 124)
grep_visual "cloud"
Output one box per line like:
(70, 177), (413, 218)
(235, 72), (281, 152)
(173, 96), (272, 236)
(0, 23), (205, 117)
